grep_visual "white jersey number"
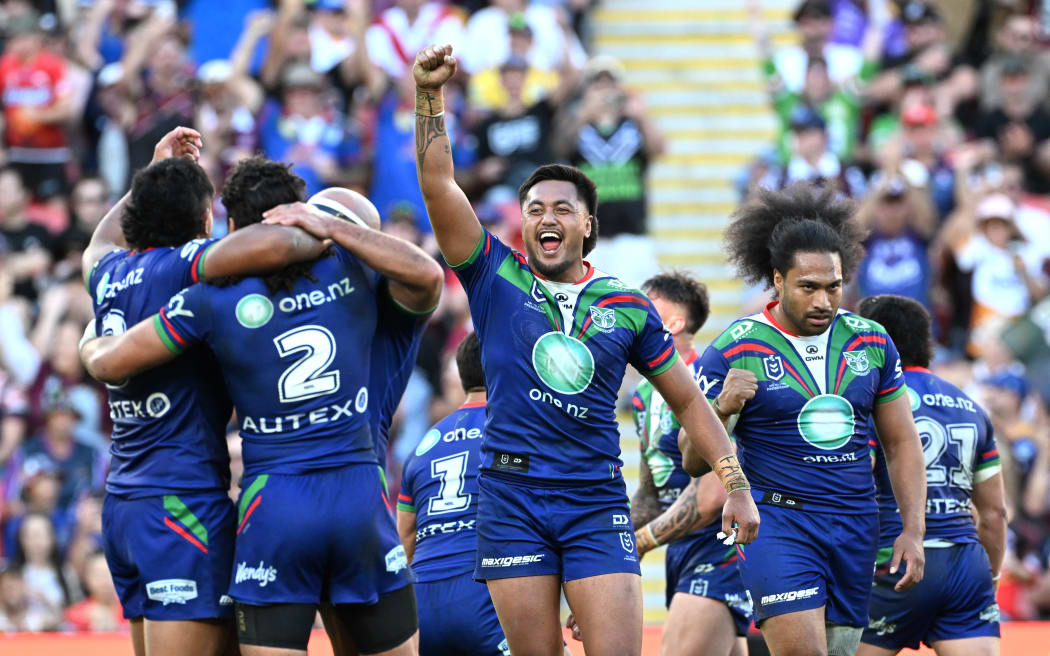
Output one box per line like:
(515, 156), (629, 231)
(273, 325), (341, 402)
(917, 417), (978, 490)
(428, 451), (472, 515)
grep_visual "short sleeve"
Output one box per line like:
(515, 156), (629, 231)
(152, 285), (213, 355)
(875, 336), (907, 404)
(628, 302), (678, 377)
(696, 343), (731, 402)
(447, 229), (512, 302)
(397, 459), (417, 513)
(974, 411), (1002, 483)
(172, 239), (219, 286)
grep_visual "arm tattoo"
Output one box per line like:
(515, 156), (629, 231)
(650, 477), (704, 545)
(631, 458), (662, 527)
(716, 454), (751, 494)
(414, 113), (447, 168)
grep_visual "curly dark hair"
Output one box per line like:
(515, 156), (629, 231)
(121, 158), (213, 251)
(519, 164), (600, 256)
(724, 183), (866, 289)
(856, 294), (932, 368)
(216, 157), (325, 295)
(642, 270), (710, 334)
(455, 331), (485, 392)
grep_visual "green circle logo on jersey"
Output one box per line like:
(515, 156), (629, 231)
(235, 294), (273, 329)
(797, 394), (855, 450)
(531, 332), (595, 395)
(415, 429), (441, 456)
(907, 387), (921, 412)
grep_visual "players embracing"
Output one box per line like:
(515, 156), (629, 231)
(681, 184), (928, 656)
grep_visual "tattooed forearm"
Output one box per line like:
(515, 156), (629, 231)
(715, 453), (750, 493)
(631, 490), (662, 528)
(414, 113), (447, 168)
(651, 487), (704, 545)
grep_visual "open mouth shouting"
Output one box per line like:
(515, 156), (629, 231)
(538, 229), (563, 255)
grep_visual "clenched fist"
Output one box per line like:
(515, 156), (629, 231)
(413, 44), (457, 90)
(715, 368), (757, 417)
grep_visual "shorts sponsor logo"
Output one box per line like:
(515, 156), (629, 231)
(219, 595), (234, 606)
(498, 638), (511, 656)
(385, 545), (408, 573)
(619, 531), (635, 553)
(688, 580), (709, 596)
(724, 592), (753, 614)
(762, 355), (785, 382)
(980, 604), (1001, 623)
(481, 554), (545, 568)
(612, 513), (629, 526)
(692, 563), (715, 575)
(843, 350), (870, 375)
(235, 561), (278, 587)
(236, 294), (274, 329)
(868, 616), (897, 636)
(146, 579), (198, 605)
(760, 587), (819, 606)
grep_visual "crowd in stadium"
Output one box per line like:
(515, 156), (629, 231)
(0, 0), (1048, 639)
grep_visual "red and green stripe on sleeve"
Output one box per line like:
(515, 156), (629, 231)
(153, 309), (189, 355)
(396, 493), (415, 513)
(975, 448), (1002, 483)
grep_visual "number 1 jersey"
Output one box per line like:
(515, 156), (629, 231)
(153, 247), (379, 475)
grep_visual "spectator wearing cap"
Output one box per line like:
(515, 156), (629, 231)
(366, 0), (464, 80)
(258, 61), (362, 197)
(881, 100), (957, 218)
(869, 0), (977, 118)
(976, 57), (1050, 195)
(752, 0), (884, 164)
(980, 12), (1050, 114)
(942, 193), (1047, 345)
(461, 0), (586, 74)
(854, 174), (937, 307)
(759, 105), (855, 194)
(468, 15), (560, 113)
(470, 49), (578, 195)
(556, 55), (663, 287)
(758, 0), (862, 95)
(0, 10), (75, 202)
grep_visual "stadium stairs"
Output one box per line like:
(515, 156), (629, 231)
(590, 0), (796, 623)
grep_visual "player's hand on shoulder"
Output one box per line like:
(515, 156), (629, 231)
(721, 490), (760, 545)
(890, 530), (925, 591)
(413, 44), (457, 89)
(152, 126), (202, 164)
(715, 368), (758, 417)
(263, 202), (337, 239)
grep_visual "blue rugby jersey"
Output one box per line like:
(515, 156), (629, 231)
(398, 402), (486, 582)
(88, 240), (232, 498)
(696, 302), (907, 513)
(154, 247), (379, 475)
(874, 367), (1001, 549)
(451, 230), (677, 484)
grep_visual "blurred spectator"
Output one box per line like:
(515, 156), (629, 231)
(757, 106), (857, 195)
(976, 58), (1050, 195)
(980, 12), (1050, 113)
(6, 390), (105, 513)
(366, 0), (464, 80)
(258, 62), (362, 197)
(0, 565), (53, 631)
(63, 551), (125, 631)
(556, 55), (662, 286)
(854, 175), (937, 306)
(764, 0), (862, 95)
(11, 513), (73, 630)
(892, 101), (956, 218)
(64, 492), (103, 584)
(0, 11), (75, 202)
(461, 0), (585, 74)
(56, 176), (109, 264)
(0, 166), (55, 300)
(754, 0), (883, 164)
(942, 193), (1047, 352)
(468, 15), (559, 113)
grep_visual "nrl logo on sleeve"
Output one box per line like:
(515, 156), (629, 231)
(763, 354), (785, 381)
(589, 306), (616, 331)
(843, 350), (870, 375)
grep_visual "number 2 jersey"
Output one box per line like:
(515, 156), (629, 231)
(873, 367), (1001, 550)
(153, 247), (379, 475)
(697, 302), (907, 513)
(88, 240), (232, 498)
(451, 230), (677, 484)
(397, 402), (486, 582)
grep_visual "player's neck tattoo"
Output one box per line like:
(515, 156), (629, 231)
(715, 454), (751, 494)
(415, 89), (448, 168)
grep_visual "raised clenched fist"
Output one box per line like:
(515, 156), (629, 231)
(413, 44), (457, 90)
(715, 368), (758, 417)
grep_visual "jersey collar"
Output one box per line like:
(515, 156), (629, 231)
(460, 401), (487, 409)
(762, 301), (800, 337)
(531, 261), (595, 285)
(903, 366), (931, 373)
(682, 348), (699, 365)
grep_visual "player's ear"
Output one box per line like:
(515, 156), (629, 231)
(772, 269), (784, 296)
(584, 215), (593, 239)
(666, 314), (685, 336)
(227, 217), (235, 234)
